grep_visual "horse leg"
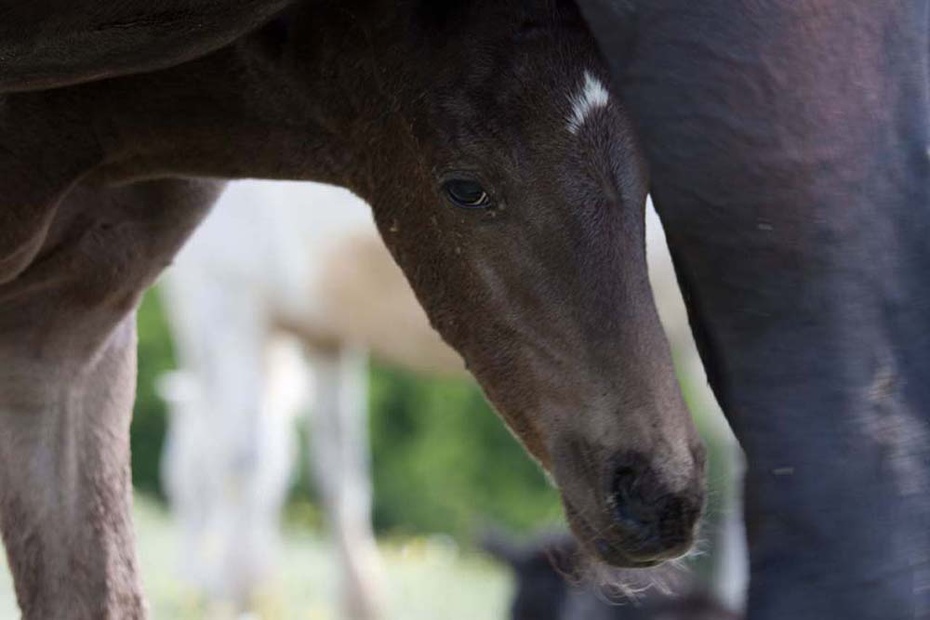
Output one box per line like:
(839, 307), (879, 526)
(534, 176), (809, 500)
(158, 368), (216, 597)
(159, 254), (296, 612)
(581, 1), (930, 617)
(0, 178), (218, 619)
(306, 345), (385, 620)
(0, 313), (143, 619)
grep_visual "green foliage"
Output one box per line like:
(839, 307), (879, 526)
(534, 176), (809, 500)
(368, 365), (562, 539)
(131, 287), (562, 540)
(132, 289), (177, 498)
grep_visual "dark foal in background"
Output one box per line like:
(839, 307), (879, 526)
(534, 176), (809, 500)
(482, 532), (738, 620)
(0, 1), (704, 618)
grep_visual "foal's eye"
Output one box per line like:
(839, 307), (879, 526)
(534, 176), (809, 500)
(442, 179), (493, 209)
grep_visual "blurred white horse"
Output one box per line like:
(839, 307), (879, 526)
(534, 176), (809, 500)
(156, 180), (746, 619)
(158, 180), (464, 619)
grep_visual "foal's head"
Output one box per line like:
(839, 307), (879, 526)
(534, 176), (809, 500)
(286, 0), (705, 567)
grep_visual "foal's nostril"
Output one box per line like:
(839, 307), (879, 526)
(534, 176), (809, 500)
(607, 459), (701, 561)
(610, 464), (656, 534)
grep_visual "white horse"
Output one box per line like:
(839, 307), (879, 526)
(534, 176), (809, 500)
(158, 180), (464, 619)
(157, 180), (747, 618)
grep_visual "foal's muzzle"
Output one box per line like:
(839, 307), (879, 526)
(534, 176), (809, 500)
(596, 453), (704, 565)
(562, 447), (705, 568)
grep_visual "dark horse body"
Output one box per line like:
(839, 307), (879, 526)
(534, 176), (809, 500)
(1, 1), (929, 619)
(579, 2), (930, 618)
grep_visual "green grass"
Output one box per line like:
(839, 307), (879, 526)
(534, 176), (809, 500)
(0, 495), (510, 620)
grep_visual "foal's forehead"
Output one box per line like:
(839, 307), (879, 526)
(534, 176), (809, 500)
(437, 59), (612, 146)
(566, 72), (611, 135)
(411, 0), (585, 35)
(436, 34), (605, 118)
(406, 5), (619, 167)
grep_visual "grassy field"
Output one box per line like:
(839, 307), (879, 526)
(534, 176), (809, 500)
(0, 495), (511, 620)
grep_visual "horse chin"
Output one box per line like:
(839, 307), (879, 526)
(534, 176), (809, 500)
(561, 488), (699, 569)
(568, 518), (691, 569)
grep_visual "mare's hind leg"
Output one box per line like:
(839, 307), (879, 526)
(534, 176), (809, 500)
(0, 178), (220, 619)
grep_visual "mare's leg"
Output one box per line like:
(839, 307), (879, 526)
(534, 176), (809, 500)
(0, 178), (219, 619)
(581, 1), (930, 617)
(307, 345), (384, 620)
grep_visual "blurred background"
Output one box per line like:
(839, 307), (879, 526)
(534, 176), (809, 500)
(0, 181), (745, 619)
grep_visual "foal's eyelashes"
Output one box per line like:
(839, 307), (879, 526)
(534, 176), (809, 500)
(442, 178), (494, 209)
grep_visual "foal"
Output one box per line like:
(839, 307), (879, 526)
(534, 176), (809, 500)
(0, 1), (705, 617)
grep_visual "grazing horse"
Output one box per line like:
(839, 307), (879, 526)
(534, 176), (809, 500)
(158, 179), (465, 619)
(1, 2), (706, 618)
